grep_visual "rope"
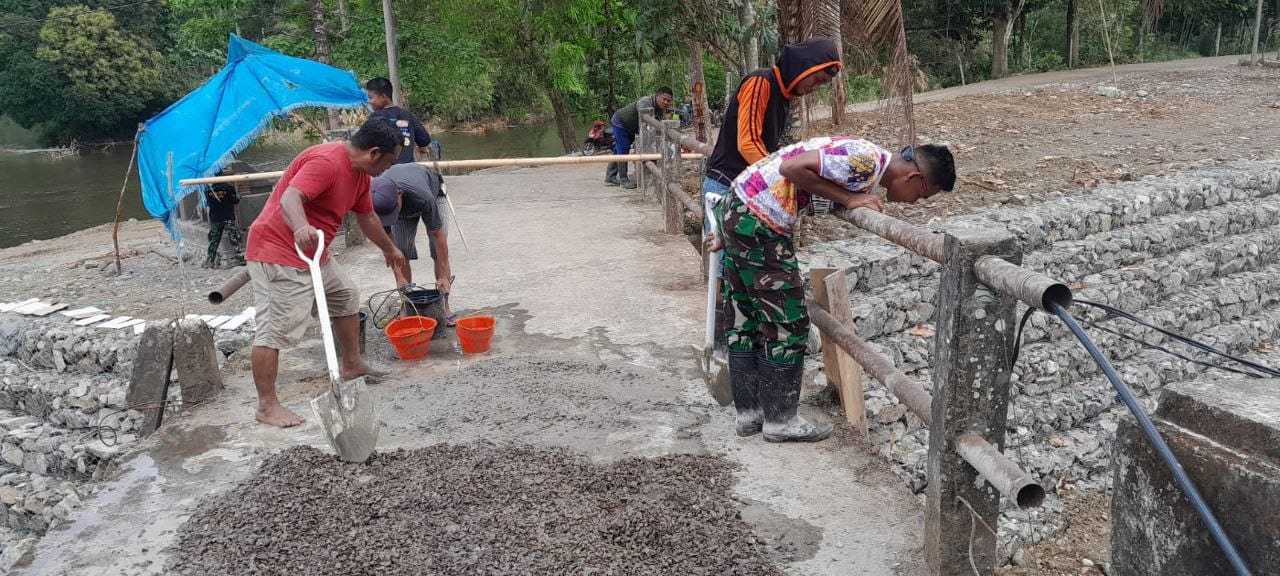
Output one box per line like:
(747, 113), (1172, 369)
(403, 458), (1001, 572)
(1074, 299), (1280, 378)
(1010, 301), (1280, 379)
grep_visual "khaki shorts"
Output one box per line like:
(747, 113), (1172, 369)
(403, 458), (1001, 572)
(248, 259), (360, 350)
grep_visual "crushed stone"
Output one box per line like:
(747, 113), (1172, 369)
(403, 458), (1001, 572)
(167, 444), (787, 576)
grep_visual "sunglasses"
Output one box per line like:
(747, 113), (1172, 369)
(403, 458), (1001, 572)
(901, 146), (930, 195)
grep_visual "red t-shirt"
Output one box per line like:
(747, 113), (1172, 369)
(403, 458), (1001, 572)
(246, 142), (374, 269)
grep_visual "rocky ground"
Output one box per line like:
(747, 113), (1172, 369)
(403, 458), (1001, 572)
(797, 64), (1280, 246)
(168, 445), (784, 576)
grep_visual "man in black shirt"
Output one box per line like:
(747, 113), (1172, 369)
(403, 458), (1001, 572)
(366, 77), (432, 165)
(204, 180), (242, 269)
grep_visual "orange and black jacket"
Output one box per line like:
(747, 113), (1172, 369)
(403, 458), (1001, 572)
(706, 38), (842, 186)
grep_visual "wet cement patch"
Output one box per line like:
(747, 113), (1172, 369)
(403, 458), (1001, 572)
(378, 356), (707, 460)
(167, 444), (788, 576)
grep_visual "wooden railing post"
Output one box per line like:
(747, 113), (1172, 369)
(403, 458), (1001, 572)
(638, 105), (654, 196)
(925, 229), (1020, 576)
(809, 268), (867, 437)
(661, 118), (682, 233)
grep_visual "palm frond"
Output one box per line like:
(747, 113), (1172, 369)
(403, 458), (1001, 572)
(842, 0), (915, 145)
(1140, 0), (1165, 27)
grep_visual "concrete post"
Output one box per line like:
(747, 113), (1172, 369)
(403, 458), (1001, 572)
(127, 322), (175, 436)
(925, 228), (1020, 576)
(638, 105), (653, 196)
(173, 319), (223, 404)
(662, 119), (682, 233)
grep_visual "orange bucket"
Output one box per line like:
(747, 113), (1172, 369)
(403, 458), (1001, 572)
(455, 316), (496, 354)
(385, 316), (437, 360)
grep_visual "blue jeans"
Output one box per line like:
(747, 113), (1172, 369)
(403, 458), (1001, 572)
(701, 177), (730, 238)
(605, 115), (635, 181)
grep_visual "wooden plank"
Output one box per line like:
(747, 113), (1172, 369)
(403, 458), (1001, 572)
(97, 316), (135, 329)
(218, 307), (256, 331)
(198, 315), (216, 323)
(205, 315), (232, 329)
(115, 318), (148, 330)
(14, 301), (48, 315)
(133, 322), (148, 335)
(824, 271), (867, 438)
(809, 268), (867, 438)
(74, 314), (111, 326)
(0, 298), (40, 313)
(29, 303), (69, 317)
(60, 307), (105, 319)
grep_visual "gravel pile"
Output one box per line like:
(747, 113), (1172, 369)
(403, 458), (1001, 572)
(168, 444), (786, 576)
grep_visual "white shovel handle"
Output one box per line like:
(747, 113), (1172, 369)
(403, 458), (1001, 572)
(294, 230), (342, 391)
(704, 194), (723, 354)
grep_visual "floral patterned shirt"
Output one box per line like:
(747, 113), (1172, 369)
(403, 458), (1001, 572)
(730, 137), (891, 235)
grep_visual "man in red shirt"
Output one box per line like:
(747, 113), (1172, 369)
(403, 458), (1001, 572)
(245, 119), (407, 428)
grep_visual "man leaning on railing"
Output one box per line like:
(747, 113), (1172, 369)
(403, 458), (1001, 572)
(705, 137), (955, 442)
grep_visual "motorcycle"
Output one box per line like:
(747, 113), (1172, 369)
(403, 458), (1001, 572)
(582, 121), (616, 156)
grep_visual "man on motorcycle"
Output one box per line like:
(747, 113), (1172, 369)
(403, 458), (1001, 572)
(605, 87), (673, 189)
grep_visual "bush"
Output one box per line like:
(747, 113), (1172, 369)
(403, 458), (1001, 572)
(845, 74), (883, 103)
(1032, 51), (1066, 72)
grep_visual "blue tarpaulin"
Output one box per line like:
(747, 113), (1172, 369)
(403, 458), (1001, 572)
(137, 34), (368, 224)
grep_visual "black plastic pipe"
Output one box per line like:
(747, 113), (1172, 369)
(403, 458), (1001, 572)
(1049, 301), (1251, 576)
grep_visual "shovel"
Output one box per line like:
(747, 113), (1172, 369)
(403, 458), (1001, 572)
(295, 231), (379, 463)
(701, 194), (732, 406)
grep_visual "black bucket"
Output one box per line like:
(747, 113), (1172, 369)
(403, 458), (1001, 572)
(403, 289), (447, 339)
(332, 311), (368, 356)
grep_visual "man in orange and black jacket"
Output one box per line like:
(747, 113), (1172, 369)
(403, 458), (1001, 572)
(701, 37), (842, 358)
(703, 38), (843, 198)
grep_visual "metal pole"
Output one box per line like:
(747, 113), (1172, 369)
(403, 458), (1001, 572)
(381, 0), (403, 105)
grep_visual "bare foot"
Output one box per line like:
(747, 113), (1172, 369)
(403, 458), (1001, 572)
(256, 403), (306, 428)
(341, 362), (389, 380)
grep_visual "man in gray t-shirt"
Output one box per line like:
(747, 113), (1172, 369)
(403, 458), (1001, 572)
(371, 164), (452, 312)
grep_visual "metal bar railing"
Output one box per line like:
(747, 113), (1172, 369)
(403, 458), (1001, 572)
(808, 302), (1045, 508)
(829, 207), (945, 263)
(641, 115), (712, 155)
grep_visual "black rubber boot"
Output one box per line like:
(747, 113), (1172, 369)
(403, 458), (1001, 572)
(728, 350), (762, 436)
(758, 355), (832, 443)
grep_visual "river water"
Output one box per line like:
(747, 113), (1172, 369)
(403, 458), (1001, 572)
(0, 121), (583, 249)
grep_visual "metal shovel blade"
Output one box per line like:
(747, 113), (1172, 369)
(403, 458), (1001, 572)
(310, 376), (379, 463)
(701, 347), (733, 406)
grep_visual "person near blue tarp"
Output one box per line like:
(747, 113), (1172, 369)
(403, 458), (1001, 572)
(365, 77), (432, 165)
(203, 177), (242, 269)
(605, 87), (674, 189)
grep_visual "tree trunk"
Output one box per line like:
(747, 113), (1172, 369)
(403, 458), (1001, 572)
(310, 0), (339, 130)
(1253, 0), (1265, 64)
(1016, 11), (1027, 69)
(547, 81), (578, 153)
(688, 41), (710, 142)
(337, 0), (350, 33)
(740, 0), (759, 74)
(382, 0), (403, 106)
(992, 13), (1010, 78)
(604, 0), (616, 114)
(1068, 0), (1079, 67)
(1216, 21), (1222, 56)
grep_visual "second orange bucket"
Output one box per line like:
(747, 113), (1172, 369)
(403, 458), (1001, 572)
(455, 316), (495, 354)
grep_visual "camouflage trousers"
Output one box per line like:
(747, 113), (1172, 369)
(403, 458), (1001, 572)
(719, 194), (809, 365)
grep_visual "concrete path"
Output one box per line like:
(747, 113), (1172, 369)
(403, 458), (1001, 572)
(22, 164), (925, 575)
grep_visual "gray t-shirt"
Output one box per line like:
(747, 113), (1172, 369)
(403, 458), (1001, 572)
(382, 164), (443, 230)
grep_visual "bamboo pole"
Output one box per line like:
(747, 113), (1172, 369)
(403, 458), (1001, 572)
(1097, 0), (1118, 84)
(111, 135), (141, 275)
(180, 153), (705, 186)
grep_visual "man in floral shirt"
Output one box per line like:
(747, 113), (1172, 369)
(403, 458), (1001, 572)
(708, 137), (956, 442)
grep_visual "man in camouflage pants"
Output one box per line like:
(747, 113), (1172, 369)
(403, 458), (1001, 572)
(713, 137), (955, 442)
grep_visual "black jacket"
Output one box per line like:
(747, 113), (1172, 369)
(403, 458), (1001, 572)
(706, 38), (842, 185)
